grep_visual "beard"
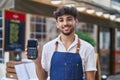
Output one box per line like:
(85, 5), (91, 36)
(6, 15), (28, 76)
(59, 26), (75, 35)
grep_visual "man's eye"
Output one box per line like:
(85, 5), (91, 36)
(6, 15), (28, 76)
(67, 18), (73, 21)
(58, 19), (63, 22)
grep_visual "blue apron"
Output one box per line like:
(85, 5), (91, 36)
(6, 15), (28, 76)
(50, 39), (83, 80)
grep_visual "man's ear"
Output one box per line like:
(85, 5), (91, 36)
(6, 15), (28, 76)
(75, 19), (78, 23)
(56, 20), (59, 28)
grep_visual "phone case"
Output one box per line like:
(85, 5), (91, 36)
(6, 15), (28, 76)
(27, 39), (38, 59)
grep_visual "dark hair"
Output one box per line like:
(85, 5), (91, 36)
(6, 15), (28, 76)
(53, 6), (78, 20)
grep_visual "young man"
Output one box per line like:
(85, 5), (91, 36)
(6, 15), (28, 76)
(34, 6), (97, 80)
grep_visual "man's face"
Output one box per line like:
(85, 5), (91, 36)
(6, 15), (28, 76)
(56, 14), (78, 35)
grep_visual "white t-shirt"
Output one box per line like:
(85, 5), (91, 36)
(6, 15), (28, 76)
(41, 34), (97, 80)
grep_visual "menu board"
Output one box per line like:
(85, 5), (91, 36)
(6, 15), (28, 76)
(4, 10), (26, 51)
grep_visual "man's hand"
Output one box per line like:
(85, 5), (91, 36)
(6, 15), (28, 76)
(33, 46), (42, 64)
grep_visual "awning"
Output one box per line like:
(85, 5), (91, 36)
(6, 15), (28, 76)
(3, 0), (120, 28)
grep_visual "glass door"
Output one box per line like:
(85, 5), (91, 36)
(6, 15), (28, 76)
(114, 28), (120, 74)
(99, 27), (111, 75)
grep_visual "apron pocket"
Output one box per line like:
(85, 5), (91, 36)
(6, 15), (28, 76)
(64, 63), (82, 80)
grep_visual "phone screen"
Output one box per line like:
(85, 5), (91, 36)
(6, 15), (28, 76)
(27, 39), (38, 59)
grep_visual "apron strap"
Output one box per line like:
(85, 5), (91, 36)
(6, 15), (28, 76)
(55, 39), (80, 53)
(55, 41), (58, 51)
(76, 39), (80, 53)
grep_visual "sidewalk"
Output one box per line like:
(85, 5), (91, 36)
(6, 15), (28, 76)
(107, 74), (120, 80)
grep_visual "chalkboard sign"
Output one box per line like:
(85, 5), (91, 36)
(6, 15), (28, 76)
(4, 10), (26, 51)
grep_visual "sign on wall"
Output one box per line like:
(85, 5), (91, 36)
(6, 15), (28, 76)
(4, 10), (26, 51)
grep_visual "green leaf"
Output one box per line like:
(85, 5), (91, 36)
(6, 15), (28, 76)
(75, 31), (96, 47)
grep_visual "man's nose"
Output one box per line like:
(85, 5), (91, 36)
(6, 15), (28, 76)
(63, 20), (68, 25)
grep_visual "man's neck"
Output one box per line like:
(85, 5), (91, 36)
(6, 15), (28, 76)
(60, 34), (75, 42)
(60, 33), (75, 50)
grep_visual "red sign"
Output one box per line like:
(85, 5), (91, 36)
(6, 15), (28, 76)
(4, 10), (26, 51)
(5, 10), (25, 21)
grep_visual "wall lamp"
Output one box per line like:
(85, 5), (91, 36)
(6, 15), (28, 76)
(76, 7), (86, 12)
(51, 0), (62, 5)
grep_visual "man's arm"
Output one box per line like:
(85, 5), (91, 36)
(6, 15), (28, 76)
(85, 71), (96, 80)
(34, 46), (47, 80)
(34, 60), (47, 80)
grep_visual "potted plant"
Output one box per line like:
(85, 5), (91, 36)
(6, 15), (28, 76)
(75, 31), (96, 47)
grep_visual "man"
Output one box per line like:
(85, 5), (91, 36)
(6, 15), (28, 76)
(34, 6), (97, 80)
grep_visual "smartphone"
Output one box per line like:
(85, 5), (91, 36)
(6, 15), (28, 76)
(27, 39), (38, 59)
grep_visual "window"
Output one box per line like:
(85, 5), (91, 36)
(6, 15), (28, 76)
(99, 28), (110, 50)
(30, 16), (46, 40)
(99, 27), (111, 75)
(112, 0), (120, 3)
(0, 40), (2, 48)
(76, 22), (95, 39)
(111, 0), (120, 11)
(0, 11), (3, 63)
(117, 29), (120, 50)
(0, 29), (2, 38)
(0, 19), (2, 28)
(30, 15), (57, 47)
